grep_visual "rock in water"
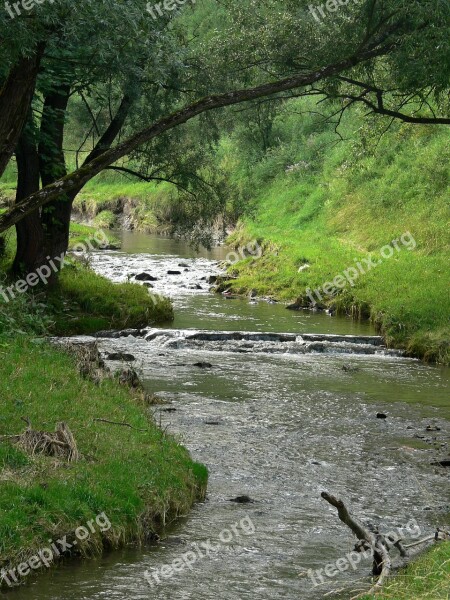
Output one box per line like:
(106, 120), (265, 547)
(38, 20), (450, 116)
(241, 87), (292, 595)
(229, 495), (254, 504)
(135, 273), (158, 281)
(286, 302), (302, 311)
(426, 425), (441, 431)
(193, 362), (213, 369)
(106, 352), (136, 362)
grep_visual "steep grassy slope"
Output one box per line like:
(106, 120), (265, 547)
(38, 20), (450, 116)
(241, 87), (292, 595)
(225, 118), (449, 363)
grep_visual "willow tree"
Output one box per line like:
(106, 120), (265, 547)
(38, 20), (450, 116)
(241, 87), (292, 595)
(1, 0), (183, 273)
(0, 0), (448, 271)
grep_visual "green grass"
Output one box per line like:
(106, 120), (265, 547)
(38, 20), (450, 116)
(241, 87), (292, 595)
(0, 220), (172, 336)
(0, 196), (197, 586)
(0, 261), (173, 337)
(360, 543), (450, 600)
(68, 222), (119, 250)
(73, 173), (175, 233)
(225, 123), (450, 363)
(51, 263), (173, 335)
(0, 336), (207, 580)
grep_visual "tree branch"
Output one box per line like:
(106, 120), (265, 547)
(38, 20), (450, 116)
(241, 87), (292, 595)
(104, 166), (197, 197)
(0, 43), (393, 234)
(336, 76), (450, 124)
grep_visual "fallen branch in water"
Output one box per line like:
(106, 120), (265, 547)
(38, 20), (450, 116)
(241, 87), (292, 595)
(321, 492), (448, 600)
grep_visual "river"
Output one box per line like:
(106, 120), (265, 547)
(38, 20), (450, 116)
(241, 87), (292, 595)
(6, 231), (449, 600)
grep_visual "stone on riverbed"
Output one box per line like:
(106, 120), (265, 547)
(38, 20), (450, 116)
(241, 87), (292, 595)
(106, 352), (136, 362)
(135, 272), (158, 281)
(229, 495), (254, 504)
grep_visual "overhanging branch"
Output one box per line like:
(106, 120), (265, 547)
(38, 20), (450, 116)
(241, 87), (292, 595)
(104, 166), (196, 198)
(0, 43), (393, 234)
(336, 76), (450, 124)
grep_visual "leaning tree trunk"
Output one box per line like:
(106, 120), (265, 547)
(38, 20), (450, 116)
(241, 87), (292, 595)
(41, 92), (133, 260)
(12, 120), (45, 275)
(0, 45), (45, 178)
(0, 46), (394, 234)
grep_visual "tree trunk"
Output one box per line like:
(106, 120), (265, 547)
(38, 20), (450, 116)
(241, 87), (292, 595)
(12, 121), (45, 275)
(0, 45), (45, 178)
(41, 92), (133, 260)
(38, 86), (71, 262)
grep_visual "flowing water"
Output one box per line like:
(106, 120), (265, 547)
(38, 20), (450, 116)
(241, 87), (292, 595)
(6, 232), (449, 600)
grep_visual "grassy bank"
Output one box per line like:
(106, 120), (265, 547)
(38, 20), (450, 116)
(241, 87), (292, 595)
(0, 261), (173, 336)
(360, 542), (450, 600)
(0, 336), (207, 585)
(72, 173), (175, 233)
(50, 265), (173, 335)
(68, 222), (120, 250)
(223, 120), (449, 364)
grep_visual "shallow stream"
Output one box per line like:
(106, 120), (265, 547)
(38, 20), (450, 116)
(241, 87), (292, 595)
(6, 232), (449, 600)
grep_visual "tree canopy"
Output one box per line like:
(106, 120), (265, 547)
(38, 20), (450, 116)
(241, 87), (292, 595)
(0, 0), (448, 254)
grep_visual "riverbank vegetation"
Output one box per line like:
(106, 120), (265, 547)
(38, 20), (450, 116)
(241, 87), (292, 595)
(0, 336), (207, 585)
(0, 0), (448, 594)
(59, 101), (449, 363)
(0, 223), (173, 336)
(361, 542), (450, 600)
(0, 227), (194, 586)
(221, 111), (449, 363)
